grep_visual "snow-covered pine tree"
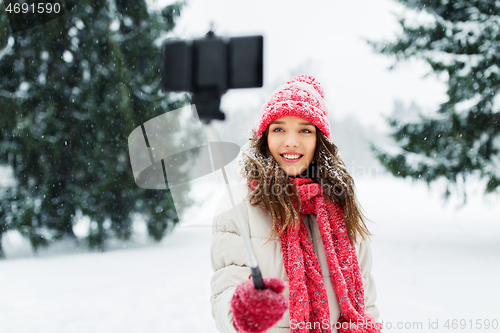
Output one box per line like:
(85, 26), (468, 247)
(369, 0), (500, 200)
(0, 0), (189, 256)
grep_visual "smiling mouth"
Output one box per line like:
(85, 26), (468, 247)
(280, 154), (303, 161)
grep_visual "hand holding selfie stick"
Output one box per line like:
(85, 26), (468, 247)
(203, 124), (265, 290)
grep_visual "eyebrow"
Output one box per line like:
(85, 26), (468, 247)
(271, 120), (314, 126)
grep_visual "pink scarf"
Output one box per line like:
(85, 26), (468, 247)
(280, 177), (381, 332)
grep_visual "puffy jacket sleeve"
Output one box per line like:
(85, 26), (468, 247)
(356, 238), (380, 322)
(210, 186), (251, 333)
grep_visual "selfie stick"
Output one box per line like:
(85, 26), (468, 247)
(203, 123), (265, 290)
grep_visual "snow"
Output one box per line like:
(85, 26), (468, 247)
(1, 175), (499, 333)
(0, 227), (219, 333)
(357, 176), (500, 332)
(0, 36), (14, 61)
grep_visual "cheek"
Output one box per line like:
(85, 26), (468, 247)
(267, 137), (276, 155)
(307, 139), (317, 158)
(267, 136), (279, 156)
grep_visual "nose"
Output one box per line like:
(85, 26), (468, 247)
(284, 132), (299, 148)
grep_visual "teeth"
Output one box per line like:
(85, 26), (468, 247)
(282, 154), (301, 159)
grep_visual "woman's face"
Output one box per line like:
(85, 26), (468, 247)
(267, 116), (317, 177)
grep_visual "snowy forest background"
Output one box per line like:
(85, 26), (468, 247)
(1, 0), (499, 332)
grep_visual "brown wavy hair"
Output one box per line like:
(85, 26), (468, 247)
(239, 126), (371, 245)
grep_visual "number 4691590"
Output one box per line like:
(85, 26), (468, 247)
(5, 2), (61, 14)
(444, 319), (498, 329)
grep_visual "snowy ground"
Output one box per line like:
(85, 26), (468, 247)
(1, 175), (499, 333)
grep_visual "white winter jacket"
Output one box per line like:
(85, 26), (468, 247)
(210, 183), (380, 333)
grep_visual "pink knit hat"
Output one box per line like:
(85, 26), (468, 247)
(256, 75), (330, 139)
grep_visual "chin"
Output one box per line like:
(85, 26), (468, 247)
(285, 168), (306, 177)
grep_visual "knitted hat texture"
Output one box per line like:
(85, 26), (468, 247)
(256, 75), (330, 139)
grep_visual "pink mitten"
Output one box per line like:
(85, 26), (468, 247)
(230, 277), (288, 333)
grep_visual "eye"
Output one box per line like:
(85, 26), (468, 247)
(300, 129), (312, 133)
(272, 127), (284, 132)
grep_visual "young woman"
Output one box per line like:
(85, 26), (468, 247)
(210, 75), (381, 333)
